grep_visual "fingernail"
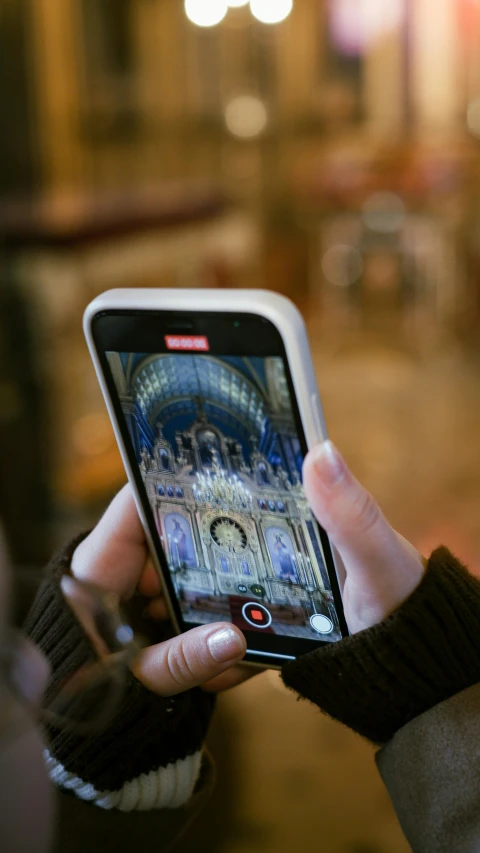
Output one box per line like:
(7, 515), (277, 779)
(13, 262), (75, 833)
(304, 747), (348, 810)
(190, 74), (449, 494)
(208, 627), (244, 662)
(311, 441), (346, 487)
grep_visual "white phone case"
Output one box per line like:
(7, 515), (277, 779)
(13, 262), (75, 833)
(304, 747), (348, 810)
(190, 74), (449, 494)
(83, 288), (346, 664)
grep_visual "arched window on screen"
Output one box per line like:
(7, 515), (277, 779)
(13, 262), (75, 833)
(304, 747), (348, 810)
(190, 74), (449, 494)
(160, 449), (170, 471)
(257, 462), (269, 486)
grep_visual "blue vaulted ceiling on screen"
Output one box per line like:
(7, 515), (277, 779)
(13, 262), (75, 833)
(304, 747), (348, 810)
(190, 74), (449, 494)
(112, 353), (300, 475)
(133, 355), (267, 434)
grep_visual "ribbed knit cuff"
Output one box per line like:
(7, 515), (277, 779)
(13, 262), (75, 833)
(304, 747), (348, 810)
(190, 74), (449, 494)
(282, 548), (480, 744)
(24, 534), (215, 793)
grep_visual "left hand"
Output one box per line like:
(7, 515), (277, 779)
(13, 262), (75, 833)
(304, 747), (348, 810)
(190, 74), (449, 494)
(71, 485), (255, 695)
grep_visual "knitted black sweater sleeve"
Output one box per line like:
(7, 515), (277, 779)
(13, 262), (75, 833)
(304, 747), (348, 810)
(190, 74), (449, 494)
(282, 548), (480, 745)
(23, 534), (215, 808)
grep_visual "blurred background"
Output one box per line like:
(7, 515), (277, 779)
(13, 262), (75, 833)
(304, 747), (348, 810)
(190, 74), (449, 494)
(2, 0), (480, 850)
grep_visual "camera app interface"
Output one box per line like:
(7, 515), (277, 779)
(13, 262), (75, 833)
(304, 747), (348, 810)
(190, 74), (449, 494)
(108, 350), (342, 642)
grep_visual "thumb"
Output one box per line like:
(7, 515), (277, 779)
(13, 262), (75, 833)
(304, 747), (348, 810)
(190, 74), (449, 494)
(303, 441), (425, 628)
(132, 622), (246, 696)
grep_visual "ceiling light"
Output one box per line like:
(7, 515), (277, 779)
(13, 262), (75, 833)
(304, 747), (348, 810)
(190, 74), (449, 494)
(250, 0), (293, 25)
(185, 0), (228, 27)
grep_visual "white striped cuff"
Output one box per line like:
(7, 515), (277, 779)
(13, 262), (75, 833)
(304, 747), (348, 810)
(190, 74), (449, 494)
(44, 749), (203, 812)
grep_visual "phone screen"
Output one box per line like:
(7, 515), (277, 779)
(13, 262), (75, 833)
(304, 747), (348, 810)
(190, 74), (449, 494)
(93, 311), (348, 661)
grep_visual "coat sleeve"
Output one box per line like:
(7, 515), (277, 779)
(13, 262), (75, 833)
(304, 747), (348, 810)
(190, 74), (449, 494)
(51, 752), (216, 853)
(282, 548), (480, 744)
(376, 682), (480, 853)
(23, 533), (217, 825)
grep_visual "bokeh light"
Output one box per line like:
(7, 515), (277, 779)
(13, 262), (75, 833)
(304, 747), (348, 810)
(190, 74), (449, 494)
(321, 244), (364, 287)
(329, 0), (404, 55)
(362, 192), (406, 234)
(250, 0), (293, 25)
(184, 0), (228, 28)
(225, 95), (268, 138)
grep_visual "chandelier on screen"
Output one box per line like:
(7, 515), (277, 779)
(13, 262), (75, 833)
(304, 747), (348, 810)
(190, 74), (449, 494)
(192, 462), (254, 513)
(184, 0), (293, 28)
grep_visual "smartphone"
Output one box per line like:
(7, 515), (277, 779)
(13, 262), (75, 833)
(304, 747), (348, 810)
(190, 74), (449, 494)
(84, 289), (348, 667)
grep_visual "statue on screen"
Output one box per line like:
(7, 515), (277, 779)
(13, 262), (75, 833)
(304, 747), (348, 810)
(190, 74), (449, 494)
(273, 534), (297, 581)
(172, 519), (189, 564)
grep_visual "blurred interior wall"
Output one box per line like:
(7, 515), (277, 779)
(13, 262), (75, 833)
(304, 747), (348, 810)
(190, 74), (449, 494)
(0, 0), (39, 195)
(30, 0), (86, 191)
(0, 3), (52, 565)
(21, 0), (480, 200)
(411, 0), (461, 130)
(26, 0), (328, 194)
(4, 0), (480, 200)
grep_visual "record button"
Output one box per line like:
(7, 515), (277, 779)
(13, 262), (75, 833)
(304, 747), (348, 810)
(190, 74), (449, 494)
(242, 602), (273, 629)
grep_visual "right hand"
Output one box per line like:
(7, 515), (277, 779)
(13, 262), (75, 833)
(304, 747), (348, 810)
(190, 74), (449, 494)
(303, 441), (426, 634)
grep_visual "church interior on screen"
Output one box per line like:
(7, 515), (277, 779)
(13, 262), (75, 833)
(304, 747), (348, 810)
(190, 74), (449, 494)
(107, 351), (341, 641)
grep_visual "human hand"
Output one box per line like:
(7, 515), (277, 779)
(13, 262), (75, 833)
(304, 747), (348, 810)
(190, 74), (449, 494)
(303, 441), (426, 633)
(71, 485), (253, 695)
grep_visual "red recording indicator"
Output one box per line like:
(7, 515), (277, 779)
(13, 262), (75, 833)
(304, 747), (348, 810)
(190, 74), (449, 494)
(165, 335), (210, 352)
(250, 610), (264, 622)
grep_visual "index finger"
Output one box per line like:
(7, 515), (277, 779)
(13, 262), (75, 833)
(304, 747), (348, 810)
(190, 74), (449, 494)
(71, 484), (148, 600)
